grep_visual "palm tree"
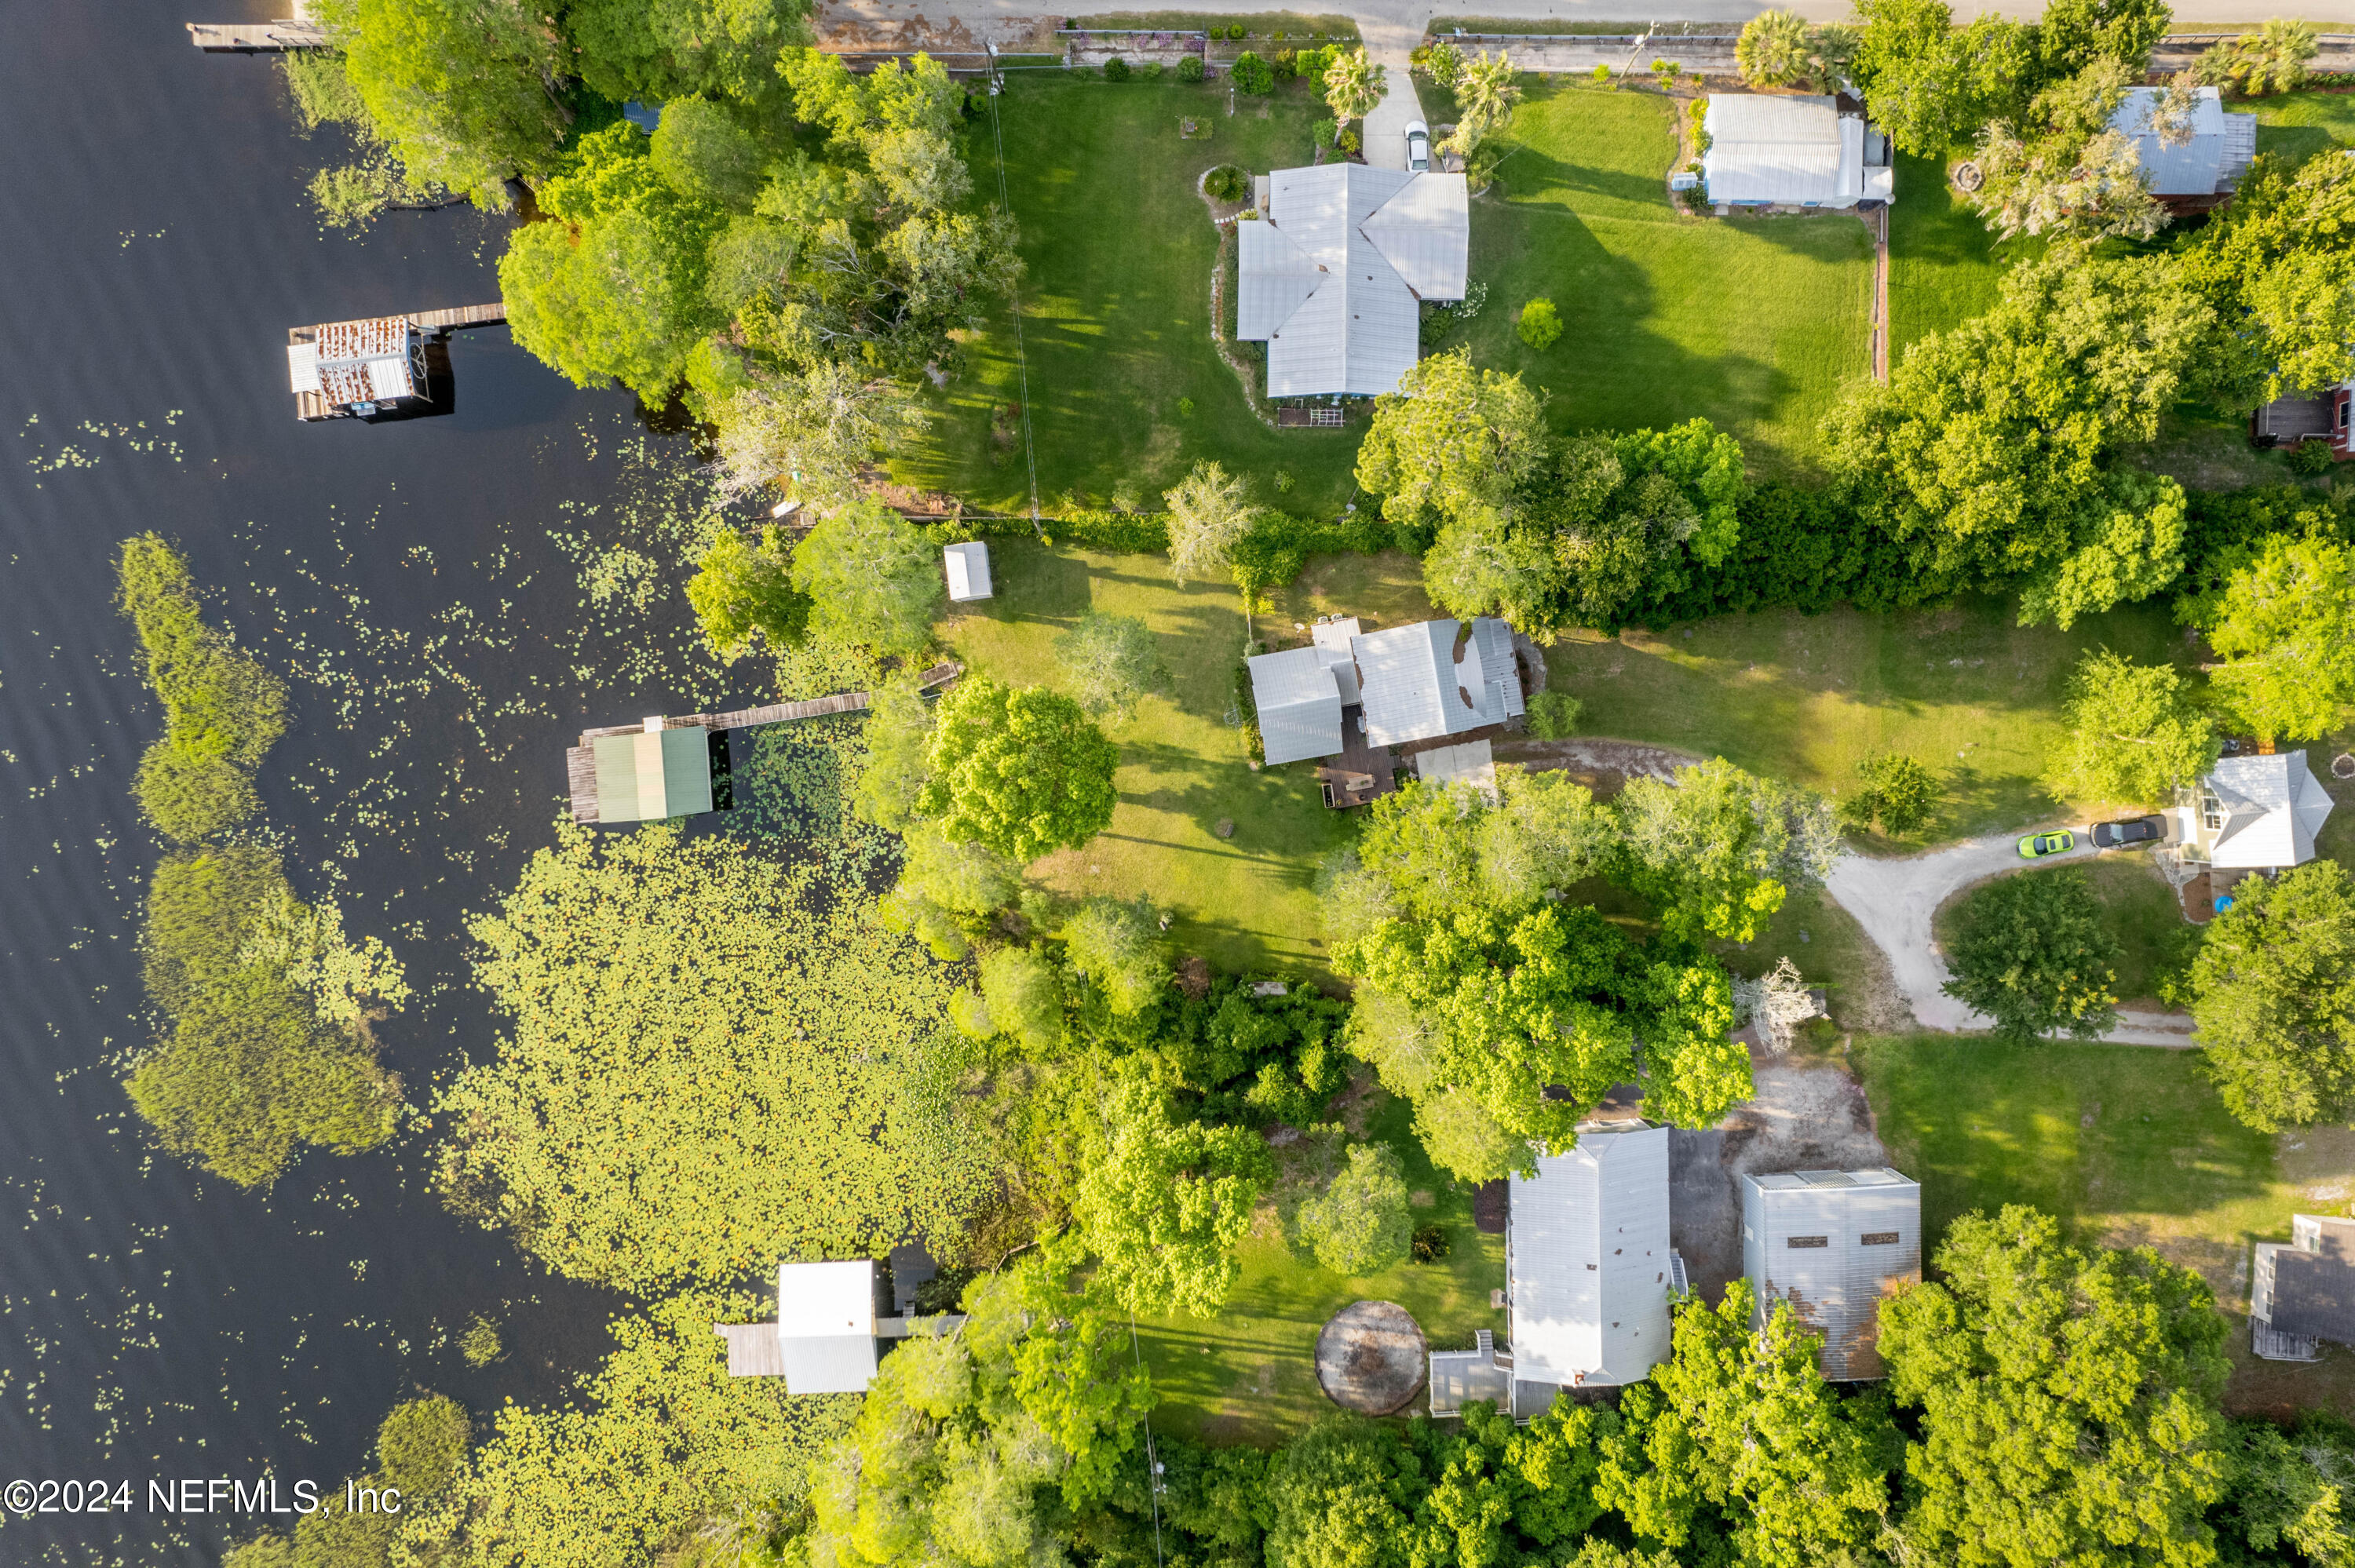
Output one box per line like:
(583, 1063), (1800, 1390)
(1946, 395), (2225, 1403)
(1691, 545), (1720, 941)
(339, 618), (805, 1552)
(2218, 17), (2318, 97)
(1322, 46), (1386, 134)
(1735, 9), (1813, 89)
(1162, 460), (1258, 585)
(1444, 49), (1523, 158)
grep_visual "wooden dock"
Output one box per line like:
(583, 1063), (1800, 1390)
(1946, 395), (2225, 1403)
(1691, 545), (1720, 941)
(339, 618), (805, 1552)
(188, 20), (328, 49)
(407, 302), (506, 333)
(567, 662), (961, 823)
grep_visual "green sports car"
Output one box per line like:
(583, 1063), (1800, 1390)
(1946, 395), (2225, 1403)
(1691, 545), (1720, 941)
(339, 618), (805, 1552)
(2017, 830), (2074, 858)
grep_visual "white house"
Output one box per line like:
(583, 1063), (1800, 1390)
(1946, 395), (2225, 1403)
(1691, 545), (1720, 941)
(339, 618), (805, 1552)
(1502, 1120), (1681, 1411)
(1701, 94), (1893, 210)
(2109, 85), (2257, 199)
(944, 540), (993, 602)
(1236, 164), (1469, 398)
(2179, 751), (2336, 872)
(1741, 1168), (1920, 1380)
(713, 1259), (975, 1393)
(1247, 614), (1523, 767)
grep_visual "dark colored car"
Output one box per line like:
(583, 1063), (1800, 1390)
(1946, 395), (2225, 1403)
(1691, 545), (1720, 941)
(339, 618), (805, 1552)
(2092, 815), (2165, 848)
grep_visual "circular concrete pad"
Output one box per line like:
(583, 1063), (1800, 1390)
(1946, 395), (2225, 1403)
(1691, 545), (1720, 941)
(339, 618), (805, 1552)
(1315, 1300), (1428, 1416)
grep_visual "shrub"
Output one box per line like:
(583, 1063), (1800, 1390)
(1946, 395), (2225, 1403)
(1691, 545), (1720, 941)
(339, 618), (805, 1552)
(459, 1315), (503, 1366)
(1517, 297), (1564, 349)
(1228, 23), (1247, 40)
(1204, 162), (1250, 201)
(1313, 115), (1337, 147)
(1338, 125), (1361, 155)
(1411, 1222), (1451, 1263)
(1178, 53), (1205, 82)
(1839, 752), (1940, 835)
(1526, 690), (1581, 739)
(1104, 55), (1131, 81)
(1422, 40), (1465, 89)
(1296, 46), (1331, 78)
(1178, 396), (1197, 418)
(1272, 49), (1297, 81)
(2286, 439), (2335, 476)
(1232, 51), (1274, 93)
(1144, 60), (1166, 79)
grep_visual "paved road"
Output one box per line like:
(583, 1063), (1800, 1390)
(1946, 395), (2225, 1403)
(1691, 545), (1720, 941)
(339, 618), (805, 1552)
(817, 0), (2315, 48)
(1824, 830), (2200, 1047)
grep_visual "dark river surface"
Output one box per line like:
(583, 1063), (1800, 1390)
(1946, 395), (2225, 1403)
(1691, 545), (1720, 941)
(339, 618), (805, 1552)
(1, 4), (769, 1561)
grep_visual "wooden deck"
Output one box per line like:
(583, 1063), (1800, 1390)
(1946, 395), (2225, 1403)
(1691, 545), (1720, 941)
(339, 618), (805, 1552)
(188, 20), (328, 49)
(568, 663), (962, 822)
(408, 302), (507, 333)
(1316, 705), (1399, 809)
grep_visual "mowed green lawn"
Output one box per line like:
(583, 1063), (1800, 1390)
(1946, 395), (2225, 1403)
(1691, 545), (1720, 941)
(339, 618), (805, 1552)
(1855, 1034), (2355, 1414)
(1540, 594), (2191, 840)
(1887, 146), (2046, 358)
(1444, 82), (1874, 474)
(2249, 86), (2355, 162)
(937, 538), (1349, 972)
(896, 75), (1363, 517)
(1134, 1086), (1506, 1444)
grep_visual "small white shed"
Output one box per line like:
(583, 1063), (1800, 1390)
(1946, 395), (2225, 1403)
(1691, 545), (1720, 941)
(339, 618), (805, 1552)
(944, 540), (994, 602)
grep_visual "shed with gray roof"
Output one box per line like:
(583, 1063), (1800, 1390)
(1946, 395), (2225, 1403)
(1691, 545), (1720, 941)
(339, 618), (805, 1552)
(2253, 1215), (2355, 1361)
(1741, 1168), (1920, 1380)
(1236, 164), (1469, 398)
(2109, 86), (2256, 199)
(1245, 615), (1523, 768)
(1701, 94), (1893, 210)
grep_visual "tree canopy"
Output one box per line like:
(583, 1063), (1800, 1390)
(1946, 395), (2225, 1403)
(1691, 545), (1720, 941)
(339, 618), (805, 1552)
(2180, 150), (2355, 412)
(1054, 611), (1171, 721)
(919, 678), (1119, 864)
(2191, 859), (2355, 1132)
(1941, 868), (2121, 1041)
(2199, 533), (2355, 744)
(789, 498), (944, 656)
(1073, 1080), (1273, 1316)
(1294, 1142), (1414, 1275)
(1880, 1205), (2233, 1568)
(2047, 647), (2218, 807)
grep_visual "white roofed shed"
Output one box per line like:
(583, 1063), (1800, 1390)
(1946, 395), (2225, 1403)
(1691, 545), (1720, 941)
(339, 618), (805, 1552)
(944, 540), (993, 602)
(1741, 1168), (1920, 1380)
(1506, 1122), (1676, 1408)
(1701, 95), (1893, 210)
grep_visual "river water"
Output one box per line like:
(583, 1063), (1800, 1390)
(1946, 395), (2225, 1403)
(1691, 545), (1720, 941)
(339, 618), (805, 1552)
(0, 4), (769, 1561)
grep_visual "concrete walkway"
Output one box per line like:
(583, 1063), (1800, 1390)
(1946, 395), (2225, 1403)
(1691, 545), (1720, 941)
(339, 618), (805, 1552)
(1823, 830), (2200, 1047)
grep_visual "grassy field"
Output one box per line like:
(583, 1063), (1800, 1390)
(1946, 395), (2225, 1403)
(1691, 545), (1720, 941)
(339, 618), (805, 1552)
(1539, 593), (2192, 841)
(937, 538), (1350, 972)
(2248, 86), (2355, 163)
(1886, 147), (2046, 358)
(1855, 1033), (2355, 1415)
(896, 75), (1363, 518)
(1445, 82), (1875, 474)
(1134, 1085), (1506, 1443)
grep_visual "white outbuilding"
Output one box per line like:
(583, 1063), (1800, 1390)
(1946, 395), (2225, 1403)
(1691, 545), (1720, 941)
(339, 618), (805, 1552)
(1701, 94), (1893, 210)
(1741, 1168), (1920, 1380)
(2180, 751), (2336, 872)
(944, 540), (994, 602)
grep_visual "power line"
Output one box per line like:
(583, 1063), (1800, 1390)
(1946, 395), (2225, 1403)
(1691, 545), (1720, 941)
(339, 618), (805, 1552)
(1127, 1311), (1167, 1568)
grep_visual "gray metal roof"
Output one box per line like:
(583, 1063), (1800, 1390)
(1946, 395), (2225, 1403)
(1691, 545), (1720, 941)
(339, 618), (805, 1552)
(780, 1334), (881, 1394)
(1248, 644), (1345, 764)
(2266, 1216), (2355, 1345)
(1354, 617), (1512, 747)
(1702, 95), (1889, 208)
(1508, 1125), (1674, 1388)
(2203, 751), (2333, 868)
(1235, 164), (1469, 398)
(2111, 86), (2256, 196)
(1472, 617), (1524, 718)
(1741, 1168), (1919, 1380)
(1415, 739), (1497, 798)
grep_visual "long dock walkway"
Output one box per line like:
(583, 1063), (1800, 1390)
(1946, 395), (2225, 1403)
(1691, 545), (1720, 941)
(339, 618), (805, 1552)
(187, 20), (327, 49)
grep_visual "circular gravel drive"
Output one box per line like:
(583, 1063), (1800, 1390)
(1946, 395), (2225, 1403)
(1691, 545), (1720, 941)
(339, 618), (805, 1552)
(1315, 1300), (1427, 1416)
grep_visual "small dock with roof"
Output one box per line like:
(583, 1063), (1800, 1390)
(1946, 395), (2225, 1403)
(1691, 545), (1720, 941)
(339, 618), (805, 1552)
(288, 304), (506, 421)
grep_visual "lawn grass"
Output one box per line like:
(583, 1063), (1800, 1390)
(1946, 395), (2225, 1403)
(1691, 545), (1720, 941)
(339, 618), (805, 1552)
(1444, 82), (1875, 474)
(1853, 1033), (2355, 1414)
(937, 538), (1350, 972)
(1539, 593), (2192, 841)
(1133, 1085), (1506, 1444)
(894, 75), (1363, 518)
(1886, 146), (2046, 359)
(2247, 87), (2355, 163)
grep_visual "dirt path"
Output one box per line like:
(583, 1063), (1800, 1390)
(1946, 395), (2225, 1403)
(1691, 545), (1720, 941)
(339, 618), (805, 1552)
(1491, 735), (1703, 793)
(1824, 829), (2202, 1047)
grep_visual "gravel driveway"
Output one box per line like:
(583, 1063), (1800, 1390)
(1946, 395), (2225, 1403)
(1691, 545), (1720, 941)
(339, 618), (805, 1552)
(1823, 830), (2200, 1047)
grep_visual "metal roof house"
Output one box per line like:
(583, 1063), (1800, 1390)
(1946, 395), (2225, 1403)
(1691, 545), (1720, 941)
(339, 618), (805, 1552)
(1501, 1121), (1680, 1413)
(2109, 86), (2256, 201)
(1247, 615), (1523, 767)
(2178, 751), (2335, 871)
(2252, 1215), (2355, 1362)
(1236, 164), (1469, 398)
(1701, 95), (1893, 210)
(575, 720), (732, 826)
(1741, 1168), (1920, 1380)
(944, 540), (993, 602)
(287, 316), (429, 421)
